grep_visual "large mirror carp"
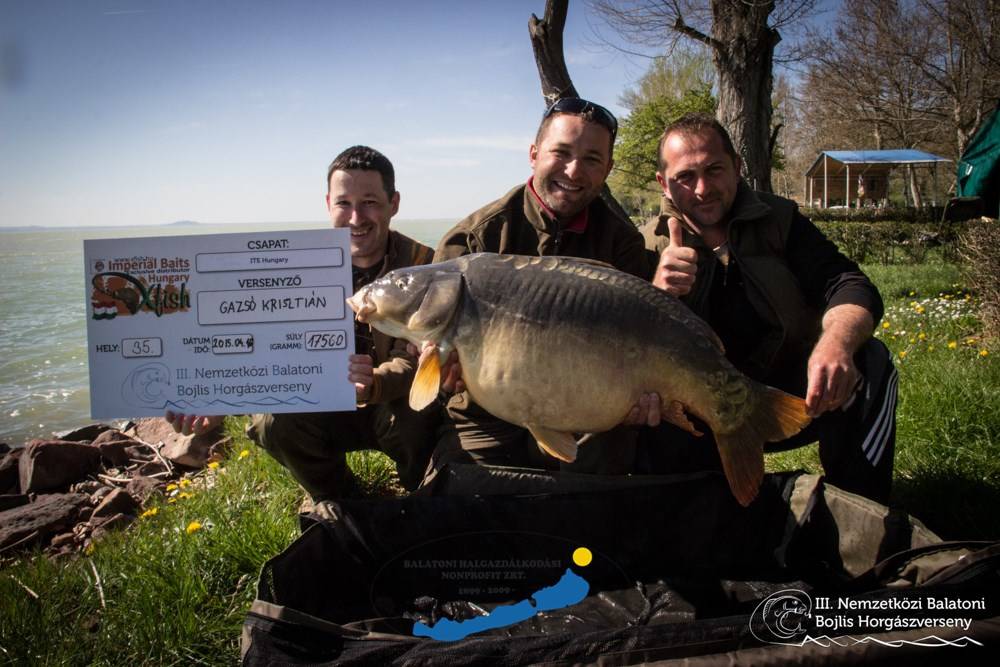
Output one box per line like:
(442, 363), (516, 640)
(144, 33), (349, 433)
(347, 253), (810, 505)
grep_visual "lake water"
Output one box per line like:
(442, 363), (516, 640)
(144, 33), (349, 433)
(0, 219), (455, 446)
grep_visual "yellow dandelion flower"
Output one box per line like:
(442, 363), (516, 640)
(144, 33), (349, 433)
(918, 332), (927, 340)
(166, 483), (178, 491)
(928, 345), (935, 352)
(168, 497), (177, 504)
(916, 306), (925, 314)
(966, 338), (977, 345)
(186, 521), (203, 535)
(948, 341), (958, 349)
(207, 461), (220, 470)
(238, 449), (250, 459)
(981, 349), (990, 357)
(179, 478), (192, 488)
(909, 300), (918, 307)
(882, 321), (891, 330)
(909, 338), (916, 344)
(140, 507), (158, 519)
(898, 350), (907, 359)
(178, 492), (193, 500)
(908, 291), (915, 297)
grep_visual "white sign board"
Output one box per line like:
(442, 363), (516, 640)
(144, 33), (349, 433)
(84, 229), (357, 419)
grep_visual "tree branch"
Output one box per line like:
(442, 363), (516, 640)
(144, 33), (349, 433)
(672, 16), (722, 52)
(529, 0), (578, 105)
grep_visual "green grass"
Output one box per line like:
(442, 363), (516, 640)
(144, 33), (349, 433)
(1, 260), (996, 663)
(766, 261), (999, 539)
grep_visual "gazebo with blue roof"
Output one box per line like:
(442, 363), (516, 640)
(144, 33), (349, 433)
(804, 149), (951, 209)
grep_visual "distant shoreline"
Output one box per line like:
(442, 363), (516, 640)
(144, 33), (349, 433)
(0, 218), (455, 233)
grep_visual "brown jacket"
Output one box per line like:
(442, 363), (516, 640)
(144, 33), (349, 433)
(434, 182), (654, 280)
(363, 230), (434, 405)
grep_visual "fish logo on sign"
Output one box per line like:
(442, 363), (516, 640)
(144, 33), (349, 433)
(750, 589), (812, 644)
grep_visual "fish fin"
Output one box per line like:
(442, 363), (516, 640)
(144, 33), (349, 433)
(527, 425), (578, 463)
(663, 400), (704, 436)
(408, 345), (442, 411)
(715, 387), (811, 507)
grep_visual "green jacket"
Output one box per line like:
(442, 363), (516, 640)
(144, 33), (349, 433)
(435, 182), (653, 280)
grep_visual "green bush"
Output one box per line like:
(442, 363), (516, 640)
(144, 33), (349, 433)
(958, 220), (1000, 337)
(803, 206), (944, 223)
(814, 220), (964, 265)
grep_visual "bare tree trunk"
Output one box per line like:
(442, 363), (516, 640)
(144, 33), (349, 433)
(711, 0), (780, 193)
(529, 0), (633, 223)
(529, 0), (578, 104)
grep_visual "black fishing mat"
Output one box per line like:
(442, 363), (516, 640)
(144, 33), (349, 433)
(241, 466), (1000, 665)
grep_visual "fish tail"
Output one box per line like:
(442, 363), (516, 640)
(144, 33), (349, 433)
(715, 387), (811, 507)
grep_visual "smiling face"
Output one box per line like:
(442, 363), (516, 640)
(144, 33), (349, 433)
(656, 129), (741, 233)
(326, 169), (399, 269)
(529, 114), (614, 220)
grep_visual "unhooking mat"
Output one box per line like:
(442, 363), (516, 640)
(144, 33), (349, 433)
(241, 466), (1000, 665)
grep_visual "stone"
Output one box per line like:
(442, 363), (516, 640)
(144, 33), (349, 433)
(53, 423), (114, 443)
(127, 417), (225, 469)
(0, 449), (23, 494)
(92, 488), (139, 519)
(136, 460), (169, 477)
(0, 493), (90, 552)
(91, 430), (139, 467)
(0, 443), (9, 455)
(123, 445), (154, 462)
(18, 440), (103, 493)
(126, 476), (162, 502)
(91, 512), (135, 541)
(0, 494), (30, 512)
(50, 532), (77, 548)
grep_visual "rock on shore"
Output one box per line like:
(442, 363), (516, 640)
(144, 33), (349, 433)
(0, 418), (229, 558)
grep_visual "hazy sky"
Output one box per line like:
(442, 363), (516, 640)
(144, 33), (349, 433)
(1, 0), (673, 227)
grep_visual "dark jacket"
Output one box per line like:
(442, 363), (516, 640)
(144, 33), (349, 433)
(642, 183), (882, 393)
(362, 230), (434, 405)
(435, 182), (654, 280)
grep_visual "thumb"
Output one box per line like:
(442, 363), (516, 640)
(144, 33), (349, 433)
(666, 217), (685, 248)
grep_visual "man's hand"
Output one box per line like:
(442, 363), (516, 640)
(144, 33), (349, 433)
(805, 304), (873, 417)
(621, 392), (663, 426)
(349, 353), (375, 402)
(164, 411), (224, 436)
(653, 217), (698, 297)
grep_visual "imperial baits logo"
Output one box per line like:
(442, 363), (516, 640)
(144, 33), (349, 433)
(750, 589), (813, 644)
(90, 254), (192, 320)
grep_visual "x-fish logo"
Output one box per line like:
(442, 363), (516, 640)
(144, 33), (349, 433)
(750, 589), (813, 644)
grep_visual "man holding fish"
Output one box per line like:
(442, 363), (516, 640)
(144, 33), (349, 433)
(423, 98), (665, 478)
(167, 145), (438, 500)
(643, 113), (897, 502)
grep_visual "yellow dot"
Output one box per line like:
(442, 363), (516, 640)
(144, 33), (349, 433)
(572, 547), (592, 567)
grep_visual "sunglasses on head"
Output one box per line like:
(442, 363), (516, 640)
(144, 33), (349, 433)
(543, 97), (618, 141)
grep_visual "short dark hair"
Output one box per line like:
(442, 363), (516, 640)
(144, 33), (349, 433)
(535, 98), (618, 156)
(326, 145), (395, 198)
(657, 113), (739, 172)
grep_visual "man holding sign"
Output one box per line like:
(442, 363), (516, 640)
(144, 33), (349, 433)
(167, 146), (437, 499)
(642, 113), (897, 502)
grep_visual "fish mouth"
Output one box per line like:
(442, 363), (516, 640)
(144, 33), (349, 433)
(346, 290), (375, 323)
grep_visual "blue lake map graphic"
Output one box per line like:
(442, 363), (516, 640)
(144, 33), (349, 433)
(412, 567), (590, 642)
